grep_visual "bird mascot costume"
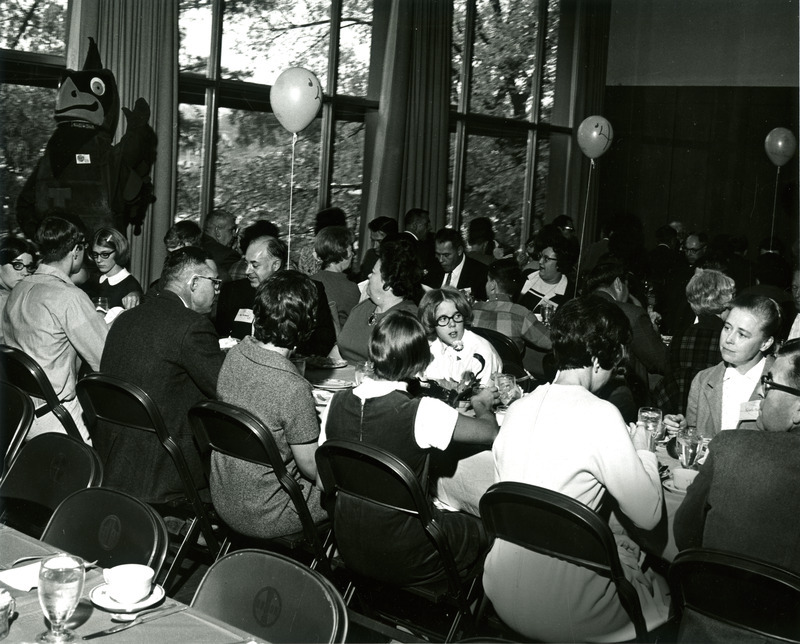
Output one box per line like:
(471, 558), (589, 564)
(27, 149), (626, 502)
(16, 37), (157, 238)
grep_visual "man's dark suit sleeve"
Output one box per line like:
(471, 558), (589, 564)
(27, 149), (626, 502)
(673, 450), (714, 551)
(183, 315), (226, 397)
(297, 280), (337, 357)
(631, 309), (668, 374)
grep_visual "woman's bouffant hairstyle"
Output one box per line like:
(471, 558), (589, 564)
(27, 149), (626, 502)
(252, 270), (318, 349)
(315, 226), (352, 269)
(0, 236), (35, 265)
(550, 294), (632, 370)
(368, 310), (432, 381)
(728, 293), (782, 345)
(92, 227), (130, 266)
(685, 269), (735, 317)
(418, 287), (473, 339)
(377, 235), (422, 300)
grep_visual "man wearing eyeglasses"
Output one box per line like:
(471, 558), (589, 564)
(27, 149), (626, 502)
(2, 215), (107, 443)
(201, 208), (241, 283)
(674, 338), (800, 577)
(96, 246), (225, 505)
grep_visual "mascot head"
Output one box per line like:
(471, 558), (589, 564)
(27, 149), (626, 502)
(54, 38), (119, 133)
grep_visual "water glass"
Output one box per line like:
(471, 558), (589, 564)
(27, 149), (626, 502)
(638, 406), (664, 449)
(540, 302), (555, 326)
(493, 373), (518, 410)
(37, 553), (85, 643)
(91, 297), (109, 313)
(678, 427), (701, 468)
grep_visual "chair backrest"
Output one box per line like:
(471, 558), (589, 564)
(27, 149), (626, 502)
(41, 487), (170, 576)
(76, 373), (221, 554)
(0, 380), (34, 478)
(0, 433), (103, 536)
(315, 439), (464, 596)
(191, 548), (348, 643)
(469, 326), (524, 367)
(188, 400), (328, 565)
(479, 481), (648, 641)
(669, 548), (800, 643)
(0, 344), (83, 440)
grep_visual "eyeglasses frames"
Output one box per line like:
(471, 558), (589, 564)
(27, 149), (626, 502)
(9, 260), (36, 273)
(761, 374), (800, 398)
(192, 274), (222, 291)
(435, 312), (464, 327)
(89, 250), (115, 260)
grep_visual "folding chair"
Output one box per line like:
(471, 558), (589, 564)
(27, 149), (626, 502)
(0, 433), (102, 537)
(0, 344), (83, 440)
(189, 400), (332, 575)
(76, 373), (226, 594)
(41, 487), (170, 576)
(478, 481), (667, 642)
(192, 549), (348, 643)
(0, 380), (34, 479)
(669, 548), (800, 643)
(315, 439), (482, 643)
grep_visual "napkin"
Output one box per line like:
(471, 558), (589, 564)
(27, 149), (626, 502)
(0, 562), (41, 591)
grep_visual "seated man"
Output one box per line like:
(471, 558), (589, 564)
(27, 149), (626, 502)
(96, 246), (225, 504)
(2, 215), (107, 442)
(434, 227), (488, 301)
(674, 338), (800, 574)
(215, 235), (336, 357)
(201, 208), (241, 283)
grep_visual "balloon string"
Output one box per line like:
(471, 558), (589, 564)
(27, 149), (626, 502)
(769, 165), (780, 252)
(574, 158), (595, 297)
(288, 132), (297, 261)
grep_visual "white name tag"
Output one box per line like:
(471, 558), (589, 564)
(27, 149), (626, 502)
(234, 308), (254, 323)
(740, 399), (761, 422)
(75, 154), (91, 164)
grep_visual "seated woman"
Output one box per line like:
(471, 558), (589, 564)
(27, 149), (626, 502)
(420, 287), (502, 388)
(310, 226), (360, 329)
(319, 309), (498, 585)
(81, 227), (143, 309)
(483, 295), (669, 642)
(211, 270), (328, 539)
(664, 293), (780, 440)
(335, 235), (420, 363)
(0, 237), (36, 342)
(653, 268), (734, 414)
(518, 225), (576, 314)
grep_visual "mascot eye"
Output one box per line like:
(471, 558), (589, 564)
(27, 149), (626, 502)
(90, 77), (106, 96)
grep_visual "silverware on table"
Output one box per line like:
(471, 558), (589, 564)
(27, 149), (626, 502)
(81, 605), (187, 639)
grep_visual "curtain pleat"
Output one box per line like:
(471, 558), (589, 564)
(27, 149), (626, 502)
(364, 0), (452, 232)
(95, 0), (179, 287)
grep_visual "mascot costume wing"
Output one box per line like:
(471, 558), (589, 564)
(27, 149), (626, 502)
(16, 37), (157, 238)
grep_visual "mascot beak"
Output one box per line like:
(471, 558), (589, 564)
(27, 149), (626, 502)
(55, 76), (104, 127)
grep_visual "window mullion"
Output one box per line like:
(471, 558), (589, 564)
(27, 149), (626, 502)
(199, 0), (224, 222)
(451, 0), (476, 230)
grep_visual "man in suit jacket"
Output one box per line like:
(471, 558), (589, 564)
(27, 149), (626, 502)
(215, 235), (336, 357)
(673, 339), (800, 639)
(96, 246), (225, 505)
(434, 227), (488, 301)
(586, 261), (667, 389)
(402, 208), (442, 287)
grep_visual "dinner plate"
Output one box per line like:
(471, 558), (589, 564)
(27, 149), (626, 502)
(90, 583), (166, 612)
(305, 356), (348, 369)
(312, 378), (353, 391)
(663, 479), (687, 495)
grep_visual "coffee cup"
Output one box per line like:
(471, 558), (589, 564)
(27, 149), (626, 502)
(103, 564), (154, 604)
(672, 467), (698, 491)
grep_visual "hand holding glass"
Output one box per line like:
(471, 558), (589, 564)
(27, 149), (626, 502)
(38, 553), (85, 643)
(638, 407), (664, 449)
(493, 373), (518, 410)
(678, 427), (701, 467)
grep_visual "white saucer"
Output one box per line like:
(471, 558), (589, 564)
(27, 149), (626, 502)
(90, 583), (165, 612)
(663, 480), (687, 495)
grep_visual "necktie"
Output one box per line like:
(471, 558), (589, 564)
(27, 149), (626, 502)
(444, 272), (451, 286)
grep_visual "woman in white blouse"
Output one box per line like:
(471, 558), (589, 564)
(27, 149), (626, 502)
(483, 294), (670, 642)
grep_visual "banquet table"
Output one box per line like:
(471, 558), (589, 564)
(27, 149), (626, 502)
(0, 525), (265, 643)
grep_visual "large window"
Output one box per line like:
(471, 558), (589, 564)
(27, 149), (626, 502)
(178, 0), (373, 261)
(451, 0), (562, 254)
(0, 0), (68, 233)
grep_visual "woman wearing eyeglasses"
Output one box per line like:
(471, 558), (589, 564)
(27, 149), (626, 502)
(81, 227), (143, 310)
(419, 287), (501, 388)
(518, 226), (576, 314)
(0, 236), (36, 342)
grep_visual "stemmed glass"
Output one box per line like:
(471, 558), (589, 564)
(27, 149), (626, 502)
(37, 553), (85, 643)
